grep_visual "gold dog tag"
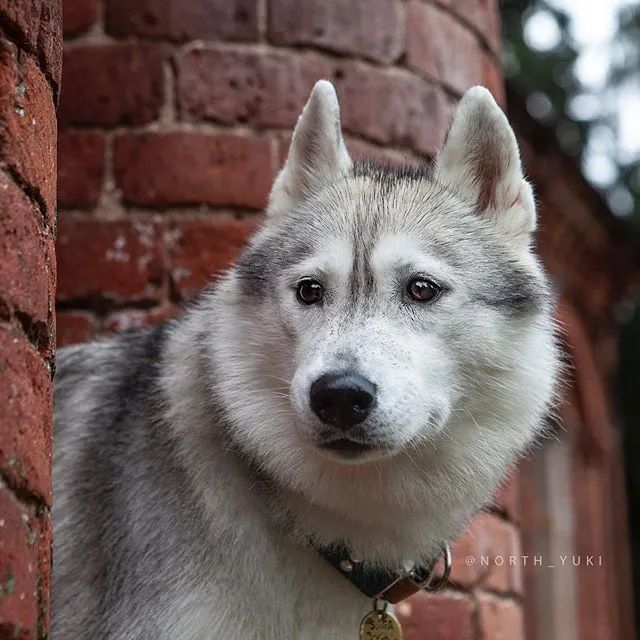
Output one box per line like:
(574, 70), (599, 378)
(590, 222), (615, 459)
(359, 609), (403, 640)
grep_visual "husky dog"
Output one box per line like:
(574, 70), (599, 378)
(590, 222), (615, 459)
(53, 81), (559, 639)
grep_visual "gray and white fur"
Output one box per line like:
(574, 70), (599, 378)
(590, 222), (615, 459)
(53, 81), (559, 639)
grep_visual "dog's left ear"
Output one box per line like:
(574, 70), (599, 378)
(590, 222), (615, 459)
(434, 86), (536, 250)
(268, 80), (352, 217)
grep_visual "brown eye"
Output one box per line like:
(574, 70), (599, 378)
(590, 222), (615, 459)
(407, 277), (441, 302)
(296, 279), (324, 305)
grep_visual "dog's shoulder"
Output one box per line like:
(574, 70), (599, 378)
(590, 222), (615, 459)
(54, 323), (173, 448)
(56, 323), (167, 393)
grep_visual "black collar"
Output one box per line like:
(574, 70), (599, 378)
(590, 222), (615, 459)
(315, 542), (451, 604)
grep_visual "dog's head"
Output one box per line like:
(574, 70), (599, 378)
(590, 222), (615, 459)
(210, 81), (558, 547)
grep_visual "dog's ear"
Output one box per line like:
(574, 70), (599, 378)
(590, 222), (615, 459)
(434, 86), (536, 249)
(268, 80), (352, 217)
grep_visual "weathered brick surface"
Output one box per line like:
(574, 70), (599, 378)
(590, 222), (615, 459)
(0, 486), (41, 637)
(35, 510), (52, 635)
(343, 136), (419, 168)
(492, 473), (520, 523)
(0, 40), (57, 223)
(0, 327), (52, 505)
(478, 593), (525, 640)
(105, 0), (259, 42)
(176, 47), (332, 128)
(0, 1), (43, 51)
(57, 218), (165, 303)
(0, 172), (52, 337)
(0, 2), (58, 639)
(57, 131), (104, 208)
(268, 0), (404, 64)
(442, 0), (501, 53)
(37, 0), (63, 95)
(104, 306), (177, 333)
(334, 62), (452, 156)
(114, 133), (274, 209)
(483, 53), (505, 106)
(396, 592), (475, 640)
(63, 0), (99, 36)
(59, 44), (165, 127)
(406, 1), (485, 95)
(450, 513), (523, 595)
(56, 310), (95, 346)
(278, 133), (418, 171)
(0, 3), (61, 96)
(167, 218), (258, 299)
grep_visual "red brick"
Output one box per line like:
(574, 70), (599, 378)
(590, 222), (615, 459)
(57, 131), (104, 208)
(268, 0), (404, 64)
(167, 219), (257, 299)
(105, 0), (259, 42)
(449, 527), (484, 588)
(406, 2), (484, 95)
(0, 41), (57, 223)
(450, 513), (523, 594)
(0, 1), (43, 50)
(483, 53), (505, 107)
(0, 171), (52, 339)
(63, 0), (99, 36)
(491, 473), (520, 522)
(35, 510), (51, 634)
(59, 44), (165, 127)
(56, 218), (165, 303)
(0, 1), (62, 95)
(0, 328), (52, 505)
(443, 0), (501, 53)
(103, 305), (177, 333)
(37, 0), (63, 95)
(344, 136), (420, 168)
(334, 62), (451, 156)
(0, 486), (40, 637)
(277, 133), (418, 171)
(114, 133), (274, 209)
(395, 592), (474, 640)
(175, 46), (332, 128)
(56, 310), (95, 347)
(477, 594), (525, 640)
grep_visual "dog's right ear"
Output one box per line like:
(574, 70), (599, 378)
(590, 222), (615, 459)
(268, 80), (352, 217)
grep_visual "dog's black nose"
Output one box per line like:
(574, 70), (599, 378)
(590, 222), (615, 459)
(310, 372), (376, 429)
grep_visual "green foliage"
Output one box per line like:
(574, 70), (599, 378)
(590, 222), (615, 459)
(502, 0), (640, 229)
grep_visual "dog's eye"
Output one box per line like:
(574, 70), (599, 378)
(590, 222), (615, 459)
(296, 278), (324, 305)
(407, 277), (441, 302)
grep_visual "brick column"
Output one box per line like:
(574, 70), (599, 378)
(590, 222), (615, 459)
(0, 1), (61, 638)
(56, 1), (517, 637)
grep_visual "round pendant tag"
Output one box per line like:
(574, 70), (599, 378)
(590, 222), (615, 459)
(359, 610), (403, 640)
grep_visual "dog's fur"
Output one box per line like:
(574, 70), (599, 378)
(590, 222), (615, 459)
(53, 82), (559, 639)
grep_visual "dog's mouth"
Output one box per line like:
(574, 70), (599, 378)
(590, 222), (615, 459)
(318, 438), (378, 458)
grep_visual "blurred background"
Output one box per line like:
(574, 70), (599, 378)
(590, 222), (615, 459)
(503, 3), (640, 638)
(2, 0), (640, 638)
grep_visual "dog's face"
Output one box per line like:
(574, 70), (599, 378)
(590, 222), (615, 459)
(211, 82), (558, 539)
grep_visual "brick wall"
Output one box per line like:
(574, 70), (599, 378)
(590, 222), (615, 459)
(55, 1), (525, 637)
(0, 1), (61, 638)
